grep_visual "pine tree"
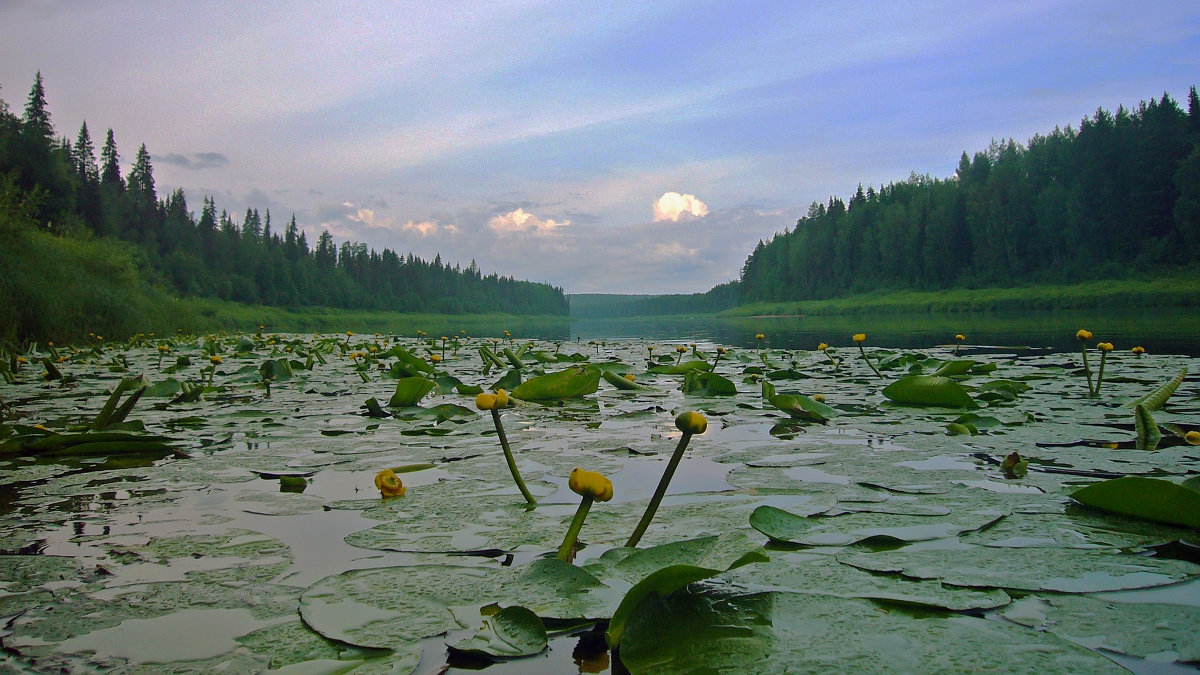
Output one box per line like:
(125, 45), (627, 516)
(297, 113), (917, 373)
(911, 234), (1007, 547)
(21, 72), (53, 143)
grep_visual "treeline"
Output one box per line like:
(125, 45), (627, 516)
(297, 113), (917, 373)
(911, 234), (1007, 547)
(570, 282), (738, 318)
(738, 87), (1200, 303)
(0, 73), (568, 317)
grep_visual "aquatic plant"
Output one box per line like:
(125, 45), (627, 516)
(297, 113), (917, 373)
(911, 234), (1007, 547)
(556, 467), (613, 562)
(477, 389), (536, 504)
(626, 410), (707, 547)
(853, 333), (883, 378)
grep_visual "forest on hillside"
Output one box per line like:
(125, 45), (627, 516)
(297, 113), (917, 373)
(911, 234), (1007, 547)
(0, 73), (569, 317)
(737, 87), (1200, 303)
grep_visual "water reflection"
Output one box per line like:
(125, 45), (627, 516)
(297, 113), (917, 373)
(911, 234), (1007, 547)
(571, 307), (1200, 355)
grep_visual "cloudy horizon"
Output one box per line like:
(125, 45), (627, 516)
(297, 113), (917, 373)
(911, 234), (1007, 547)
(2, 1), (1197, 294)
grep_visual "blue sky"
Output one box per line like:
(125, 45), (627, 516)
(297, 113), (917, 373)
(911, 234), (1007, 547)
(2, 1), (1197, 293)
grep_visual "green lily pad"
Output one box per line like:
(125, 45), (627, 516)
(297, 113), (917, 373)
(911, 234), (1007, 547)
(748, 504), (1005, 546)
(883, 375), (978, 408)
(1070, 476), (1200, 528)
(388, 377), (436, 407)
(449, 605), (547, 657)
(512, 365), (600, 401)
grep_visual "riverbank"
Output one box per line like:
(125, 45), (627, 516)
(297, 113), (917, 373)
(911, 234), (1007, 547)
(721, 274), (1200, 318)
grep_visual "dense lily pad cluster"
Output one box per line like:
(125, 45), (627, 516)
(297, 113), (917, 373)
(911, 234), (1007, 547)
(0, 330), (1198, 672)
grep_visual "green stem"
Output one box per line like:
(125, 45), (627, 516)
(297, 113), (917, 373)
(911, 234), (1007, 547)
(1080, 346), (1094, 396)
(492, 408), (537, 504)
(626, 432), (693, 547)
(556, 496), (594, 562)
(1094, 351), (1108, 397)
(858, 344), (883, 378)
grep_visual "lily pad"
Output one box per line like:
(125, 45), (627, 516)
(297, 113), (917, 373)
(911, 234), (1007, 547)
(883, 375), (978, 408)
(1070, 476), (1200, 528)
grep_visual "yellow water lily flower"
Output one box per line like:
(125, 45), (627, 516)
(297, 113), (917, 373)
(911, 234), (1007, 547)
(495, 389), (510, 408)
(16, 356), (28, 364)
(569, 467), (614, 502)
(817, 342), (829, 351)
(430, 354), (442, 363)
(853, 333), (866, 343)
(1185, 431), (1200, 446)
(624, 373), (636, 382)
(475, 393), (498, 410)
(209, 355), (222, 365)
(1132, 346), (1145, 355)
(675, 410), (708, 435)
(813, 394), (826, 403)
(1097, 342), (1114, 352)
(374, 469), (406, 497)
(675, 345), (687, 353)
(1076, 329), (1093, 341)
(955, 334), (966, 341)
(755, 333), (766, 340)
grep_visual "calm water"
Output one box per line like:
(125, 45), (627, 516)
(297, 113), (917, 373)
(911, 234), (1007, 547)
(568, 307), (1200, 355)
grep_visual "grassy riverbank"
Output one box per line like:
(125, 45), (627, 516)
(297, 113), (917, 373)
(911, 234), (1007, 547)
(721, 274), (1200, 318)
(0, 228), (568, 344)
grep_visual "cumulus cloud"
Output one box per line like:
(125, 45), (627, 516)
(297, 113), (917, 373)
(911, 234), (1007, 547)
(402, 220), (457, 236)
(488, 208), (569, 234)
(653, 192), (709, 222)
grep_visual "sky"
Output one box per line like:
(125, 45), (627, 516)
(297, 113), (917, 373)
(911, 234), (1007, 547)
(1, 1), (1198, 294)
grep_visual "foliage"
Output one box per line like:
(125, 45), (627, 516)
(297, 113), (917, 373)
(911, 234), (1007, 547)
(0, 74), (569, 343)
(735, 86), (1200, 306)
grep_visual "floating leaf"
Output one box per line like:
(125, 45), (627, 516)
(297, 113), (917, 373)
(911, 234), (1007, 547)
(647, 360), (711, 375)
(258, 358), (294, 381)
(933, 360), (978, 377)
(388, 377), (436, 407)
(761, 381), (836, 422)
(1070, 476), (1200, 528)
(605, 548), (767, 648)
(748, 504), (1004, 547)
(602, 369), (648, 390)
(882, 375), (978, 408)
(512, 365), (600, 401)
(681, 370), (738, 396)
(449, 606), (547, 657)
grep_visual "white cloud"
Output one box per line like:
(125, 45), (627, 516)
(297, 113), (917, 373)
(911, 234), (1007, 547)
(398, 219), (456, 236)
(488, 208), (570, 234)
(653, 192), (709, 222)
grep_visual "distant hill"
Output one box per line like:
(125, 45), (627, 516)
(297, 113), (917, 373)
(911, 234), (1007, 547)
(570, 283), (738, 318)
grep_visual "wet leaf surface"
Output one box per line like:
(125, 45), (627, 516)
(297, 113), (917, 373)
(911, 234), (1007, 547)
(1, 333), (1198, 672)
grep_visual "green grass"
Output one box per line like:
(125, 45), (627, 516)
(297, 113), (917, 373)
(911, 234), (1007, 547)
(0, 228), (569, 344)
(721, 274), (1200, 318)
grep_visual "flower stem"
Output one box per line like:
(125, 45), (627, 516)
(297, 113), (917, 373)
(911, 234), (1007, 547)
(1080, 346), (1094, 396)
(556, 495), (594, 562)
(1094, 351), (1108, 397)
(858, 344), (883, 378)
(492, 408), (537, 504)
(626, 431), (693, 548)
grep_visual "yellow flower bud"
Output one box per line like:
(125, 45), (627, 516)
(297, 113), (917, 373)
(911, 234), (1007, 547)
(568, 467), (613, 502)
(755, 333), (765, 340)
(675, 410), (708, 435)
(817, 342), (828, 351)
(374, 469), (406, 497)
(675, 345), (687, 353)
(430, 354), (442, 362)
(1185, 430), (1200, 446)
(495, 389), (509, 408)
(1132, 346), (1146, 355)
(813, 394), (826, 403)
(16, 356), (28, 364)
(1097, 342), (1114, 352)
(955, 334), (966, 341)
(624, 373), (636, 382)
(475, 393), (498, 410)
(210, 355), (222, 365)
(1076, 329), (1092, 341)
(853, 333), (866, 343)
